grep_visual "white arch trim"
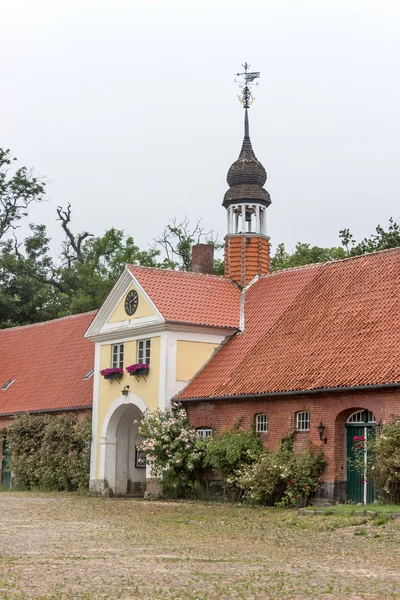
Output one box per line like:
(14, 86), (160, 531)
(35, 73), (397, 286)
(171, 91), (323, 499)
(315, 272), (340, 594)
(100, 392), (148, 439)
(99, 392), (148, 484)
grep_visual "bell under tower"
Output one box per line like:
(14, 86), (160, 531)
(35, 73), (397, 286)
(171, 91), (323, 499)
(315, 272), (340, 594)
(223, 64), (271, 288)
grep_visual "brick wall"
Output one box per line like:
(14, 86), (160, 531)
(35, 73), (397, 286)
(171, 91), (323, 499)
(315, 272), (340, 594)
(184, 389), (400, 489)
(224, 234), (270, 287)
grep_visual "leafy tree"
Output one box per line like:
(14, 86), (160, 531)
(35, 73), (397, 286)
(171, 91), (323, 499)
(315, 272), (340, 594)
(271, 242), (345, 271)
(340, 218), (400, 256)
(0, 149), (46, 245)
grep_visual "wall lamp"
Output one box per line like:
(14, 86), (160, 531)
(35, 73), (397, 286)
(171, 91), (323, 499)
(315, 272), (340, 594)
(317, 420), (327, 444)
(121, 385), (130, 396)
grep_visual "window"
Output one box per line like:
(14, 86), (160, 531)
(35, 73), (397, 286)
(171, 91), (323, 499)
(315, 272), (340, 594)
(137, 339), (151, 365)
(196, 427), (212, 438)
(111, 344), (124, 369)
(83, 369), (94, 381)
(1, 379), (15, 391)
(255, 414), (268, 433)
(135, 446), (146, 468)
(347, 410), (376, 424)
(296, 411), (310, 431)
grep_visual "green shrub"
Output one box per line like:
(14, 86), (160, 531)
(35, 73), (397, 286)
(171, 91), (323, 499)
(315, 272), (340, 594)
(205, 429), (263, 478)
(373, 420), (400, 503)
(7, 413), (91, 491)
(238, 445), (326, 507)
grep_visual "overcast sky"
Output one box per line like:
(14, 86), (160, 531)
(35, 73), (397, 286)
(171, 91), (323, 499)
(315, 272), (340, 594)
(1, 0), (399, 258)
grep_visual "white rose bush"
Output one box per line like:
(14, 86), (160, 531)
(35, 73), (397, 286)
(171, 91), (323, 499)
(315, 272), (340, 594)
(137, 403), (206, 497)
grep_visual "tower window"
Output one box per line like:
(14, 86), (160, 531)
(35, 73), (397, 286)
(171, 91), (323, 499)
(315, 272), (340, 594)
(111, 344), (124, 369)
(137, 339), (151, 365)
(255, 414), (268, 433)
(296, 411), (310, 431)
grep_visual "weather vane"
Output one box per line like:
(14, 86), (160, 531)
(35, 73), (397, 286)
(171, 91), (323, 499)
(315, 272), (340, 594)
(234, 62), (260, 109)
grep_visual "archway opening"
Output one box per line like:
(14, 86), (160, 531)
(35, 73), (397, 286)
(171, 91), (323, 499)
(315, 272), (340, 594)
(103, 402), (146, 495)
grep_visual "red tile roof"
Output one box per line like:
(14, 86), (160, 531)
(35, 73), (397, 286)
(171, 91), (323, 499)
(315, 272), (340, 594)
(128, 265), (241, 328)
(0, 312), (96, 415)
(178, 248), (400, 399)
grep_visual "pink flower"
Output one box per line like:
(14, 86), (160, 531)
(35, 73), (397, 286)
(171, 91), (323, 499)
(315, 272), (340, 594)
(126, 363), (149, 374)
(353, 435), (359, 442)
(360, 435), (366, 442)
(100, 367), (124, 376)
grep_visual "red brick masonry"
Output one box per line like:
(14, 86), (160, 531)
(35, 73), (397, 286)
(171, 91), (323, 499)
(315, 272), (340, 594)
(185, 389), (400, 501)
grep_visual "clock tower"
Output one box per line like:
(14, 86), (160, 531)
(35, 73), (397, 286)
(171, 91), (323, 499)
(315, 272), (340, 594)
(223, 64), (271, 288)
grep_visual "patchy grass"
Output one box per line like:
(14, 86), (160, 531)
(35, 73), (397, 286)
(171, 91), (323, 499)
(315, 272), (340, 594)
(0, 494), (400, 599)
(328, 503), (400, 515)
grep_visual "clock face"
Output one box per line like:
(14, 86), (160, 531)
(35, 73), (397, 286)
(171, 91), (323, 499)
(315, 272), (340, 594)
(125, 290), (139, 316)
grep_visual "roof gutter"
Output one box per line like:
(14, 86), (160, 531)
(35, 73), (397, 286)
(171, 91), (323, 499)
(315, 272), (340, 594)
(178, 382), (400, 403)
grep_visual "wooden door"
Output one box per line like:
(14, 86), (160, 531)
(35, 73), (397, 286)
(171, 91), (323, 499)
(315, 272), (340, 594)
(346, 424), (375, 504)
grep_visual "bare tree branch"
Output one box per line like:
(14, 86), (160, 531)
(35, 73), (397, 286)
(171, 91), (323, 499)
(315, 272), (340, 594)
(56, 203), (93, 264)
(153, 216), (220, 271)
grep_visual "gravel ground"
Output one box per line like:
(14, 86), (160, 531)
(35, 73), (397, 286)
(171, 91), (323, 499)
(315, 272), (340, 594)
(0, 492), (400, 599)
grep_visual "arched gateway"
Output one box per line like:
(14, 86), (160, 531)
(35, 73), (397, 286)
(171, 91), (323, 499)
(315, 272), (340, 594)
(99, 394), (147, 495)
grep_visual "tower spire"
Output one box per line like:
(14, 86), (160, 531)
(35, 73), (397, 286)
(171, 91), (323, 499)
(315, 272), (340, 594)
(223, 63), (272, 287)
(244, 108), (249, 138)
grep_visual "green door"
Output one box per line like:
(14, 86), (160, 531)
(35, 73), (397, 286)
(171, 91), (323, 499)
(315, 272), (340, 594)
(1, 439), (11, 489)
(346, 422), (375, 504)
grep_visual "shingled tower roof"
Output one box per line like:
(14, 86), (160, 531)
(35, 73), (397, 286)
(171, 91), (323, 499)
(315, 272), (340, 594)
(223, 108), (271, 208)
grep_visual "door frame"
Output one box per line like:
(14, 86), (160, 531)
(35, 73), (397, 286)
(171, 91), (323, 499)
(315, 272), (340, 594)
(345, 409), (376, 504)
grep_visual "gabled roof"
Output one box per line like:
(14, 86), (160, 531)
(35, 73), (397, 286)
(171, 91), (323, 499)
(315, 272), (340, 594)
(178, 248), (400, 400)
(128, 265), (241, 328)
(0, 312), (96, 416)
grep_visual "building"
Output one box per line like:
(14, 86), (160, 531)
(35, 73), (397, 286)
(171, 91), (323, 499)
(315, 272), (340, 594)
(0, 312), (95, 487)
(3, 69), (396, 503)
(85, 264), (240, 494)
(87, 70), (400, 504)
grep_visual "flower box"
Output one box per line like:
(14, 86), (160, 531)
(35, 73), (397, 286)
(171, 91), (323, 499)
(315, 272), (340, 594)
(126, 363), (149, 377)
(100, 368), (124, 380)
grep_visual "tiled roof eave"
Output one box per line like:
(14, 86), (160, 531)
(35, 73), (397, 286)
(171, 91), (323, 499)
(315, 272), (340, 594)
(178, 381), (400, 402)
(0, 404), (92, 417)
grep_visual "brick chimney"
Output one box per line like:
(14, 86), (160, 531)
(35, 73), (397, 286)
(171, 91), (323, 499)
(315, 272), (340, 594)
(192, 244), (214, 274)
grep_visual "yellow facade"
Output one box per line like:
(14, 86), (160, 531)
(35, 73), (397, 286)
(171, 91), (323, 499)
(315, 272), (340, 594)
(96, 336), (161, 477)
(107, 285), (155, 324)
(176, 340), (219, 382)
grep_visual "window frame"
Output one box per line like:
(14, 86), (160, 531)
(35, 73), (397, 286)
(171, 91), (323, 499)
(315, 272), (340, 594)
(111, 343), (124, 369)
(137, 339), (151, 365)
(83, 369), (94, 381)
(255, 413), (269, 433)
(296, 411), (310, 432)
(196, 427), (212, 439)
(1, 379), (15, 391)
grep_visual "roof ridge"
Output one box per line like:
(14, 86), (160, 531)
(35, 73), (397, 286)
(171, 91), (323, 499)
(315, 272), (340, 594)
(262, 245), (400, 278)
(0, 310), (98, 333)
(128, 264), (235, 282)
